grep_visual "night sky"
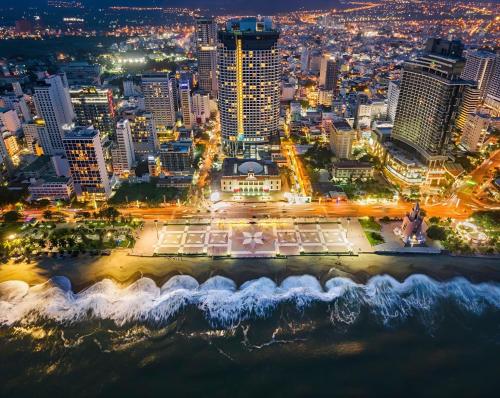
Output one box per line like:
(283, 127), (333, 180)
(12, 0), (500, 14)
(10, 1), (359, 13)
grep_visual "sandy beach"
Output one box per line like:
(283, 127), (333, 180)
(1, 250), (499, 291)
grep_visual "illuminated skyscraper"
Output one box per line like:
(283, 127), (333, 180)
(22, 118), (46, 155)
(192, 91), (211, 125)
(217, 17), (281, 156)
(141, 73), (176, 143)
(391, 39), (473, 165)
(112, 119), (135, 177)
(485, 54), (500, 112)
(461, 50), (496, 101)
(63, 126), (111, 200)
(120, 107), (158, 157)
(319, 54), (339, 93)
(33, 74), (75, 155)
(70, 86), (115, 140)
(386, 80), (400, 123)
(179, 78), (194, 129)
(195, 17), (218, 96)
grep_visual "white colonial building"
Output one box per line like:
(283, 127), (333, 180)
(221, 159), (281, 195)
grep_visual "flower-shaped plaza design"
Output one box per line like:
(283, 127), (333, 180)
(242, 231), (265, 249)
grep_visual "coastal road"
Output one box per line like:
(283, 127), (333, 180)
(453, 149), (500, 210)
(116, 200), (470, 221)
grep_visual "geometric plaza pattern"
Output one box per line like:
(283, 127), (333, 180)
(153, 219), (354, 257)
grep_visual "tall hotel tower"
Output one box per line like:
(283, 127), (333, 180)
(33, 74), (75, 155)
(461, 50), (497, 101)
(391, 38), (473, 167)
(63, 126), (111, 200)
(141, 73), (176, 143)
(319, 54), (339, 93)
(195, 18), (218, 96)
(217, 17), (281, 156)
(70, 87), (115, 141)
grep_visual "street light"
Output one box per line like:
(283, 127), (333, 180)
(154, 219), (159, 240)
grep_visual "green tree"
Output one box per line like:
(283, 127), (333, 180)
(427, 225), (448, 241)
(43, 210), (53, 220)
(3, 210), (21, 223)
(428, 217), (441, 225)
(472, 211), (500, 230)
(100, 207), (120, 222)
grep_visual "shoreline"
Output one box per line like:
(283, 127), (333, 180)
(1, 251), (500, 292)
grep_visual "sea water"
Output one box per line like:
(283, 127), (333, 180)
(1, 274), (500, 397)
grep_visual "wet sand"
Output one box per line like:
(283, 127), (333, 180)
(1, 250), (500, 291)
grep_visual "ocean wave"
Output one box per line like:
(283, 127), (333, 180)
(0, 274), (499, 328)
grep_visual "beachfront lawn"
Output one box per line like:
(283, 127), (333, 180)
(365, 231), (385, 246)
(357, 217), (384, 246)
(358, 217), (382, 232)
(110, 180), (188, 206)
(0, 207), (141, 261)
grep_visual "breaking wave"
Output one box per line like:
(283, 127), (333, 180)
(1, 275), (499, 328)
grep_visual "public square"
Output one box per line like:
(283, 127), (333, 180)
(150, 218), (372, 257)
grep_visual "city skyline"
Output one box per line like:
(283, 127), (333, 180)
(0, 1), (499, 396)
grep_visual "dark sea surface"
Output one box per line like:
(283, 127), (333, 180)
(1, 274), (500, 397)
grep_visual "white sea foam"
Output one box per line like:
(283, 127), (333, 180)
(0, 274), (499, 328)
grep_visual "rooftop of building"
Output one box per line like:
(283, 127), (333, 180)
(332, 118), (353, 132)
(63, 126), (99, 139)
(141, 72), (171, 80)
(222, 158), (279, 177)
(159, 141), (192, 153)
(225, 17), (274, 33)
(29, 175), (72, 185)
(466, 50), (497, 59)
(384, 142), (426, 168)
(22, 155), (51, 173)
(333, 160), (374, 169)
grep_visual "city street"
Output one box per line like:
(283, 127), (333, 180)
(112, 200), (470, 221)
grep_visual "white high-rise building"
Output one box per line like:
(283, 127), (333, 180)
(0, 135), (14, 179)
(485, 54), (500, 111)
(112, 119), (135, 177)
(120, 107), (158, 157)
(460, 113), (493, 153)
(123, 79), (139, 97)
(217, 17), (281, 155)
(192, 91), (211, 125)
(12, 81), (23, 97)
(16, 96), (31, 122)
(329, 118), (355, 159)
(461, 50), (497, 100)
(179, 79), (194, 129)
(387, 80), (400, 122)
(63, 126), (111, 200)
(141, 73), (176, 142)
(33, 75), (75, 155)
(0, 109), (21, 132)
(22, 118), (46, 154)
(195, 18), (218, 96)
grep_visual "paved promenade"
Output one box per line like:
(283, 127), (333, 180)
(147, 218), (373, 257)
